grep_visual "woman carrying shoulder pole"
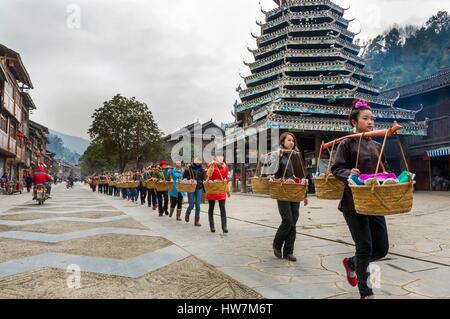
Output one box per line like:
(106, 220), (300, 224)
(206, 155), (230, 234)
(331, 100), (390, 299)
(168, 161), (186, 221)
(268, 132), (308, 262)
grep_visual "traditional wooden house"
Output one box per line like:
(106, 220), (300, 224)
(29, 120), (49, 170)
(384, 67), (450, 191)
(0, 44), (34, 183)
(164, 119), (225, 163)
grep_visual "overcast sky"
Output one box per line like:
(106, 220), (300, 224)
(0, 0), (448, 140)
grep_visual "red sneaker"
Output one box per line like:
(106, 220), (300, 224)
(152, 205), (157, 211)
(343, 258), (358, 287)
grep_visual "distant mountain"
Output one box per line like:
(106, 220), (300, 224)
(47, 134), (81, 165)
(49, 130), (90, 155)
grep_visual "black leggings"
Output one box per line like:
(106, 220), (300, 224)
(170, 193), (183, 209)
(273, 201), (300, 256)
(208, 200), (227, 230)
(157, 191), (169, 215)
(147, 189), (157, 207)
(343, 209), (389, 298)
(139, 186), (147, 204)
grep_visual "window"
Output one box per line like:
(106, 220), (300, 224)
(0, 115), (7, 133)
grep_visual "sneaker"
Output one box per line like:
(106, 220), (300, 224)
(343, 258), (358, 287)
(283, 254), (297, 262)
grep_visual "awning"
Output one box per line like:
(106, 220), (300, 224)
(427, 147), (450, 157)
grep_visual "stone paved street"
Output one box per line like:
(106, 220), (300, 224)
(0, 184), (449, 299)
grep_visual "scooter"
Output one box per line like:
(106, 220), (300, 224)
(34, 184), (48, 205)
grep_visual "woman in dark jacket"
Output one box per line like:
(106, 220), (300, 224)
(268, 132), (308, 262)
(183, 157), (205, 227)
(331, 100), (390, 299)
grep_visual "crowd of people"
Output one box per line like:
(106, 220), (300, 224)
(86, 156), (230, 232)
(83, 99), (419, 299)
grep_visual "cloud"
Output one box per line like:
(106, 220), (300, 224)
(0, 0), (447, 140)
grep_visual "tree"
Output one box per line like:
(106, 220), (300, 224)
(364, 11), (450, 88)
(88, 94), (164, 172)
(79, 142), (115, 176)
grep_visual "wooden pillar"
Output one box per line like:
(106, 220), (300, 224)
(314, 132), (322, 171)
(241, 163), (247, 193)
(232, 162), (237, 192)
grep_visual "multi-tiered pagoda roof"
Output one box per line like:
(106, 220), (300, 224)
(235, 0), (427, 136)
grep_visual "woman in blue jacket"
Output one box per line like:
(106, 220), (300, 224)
(168, 161), (186, 221)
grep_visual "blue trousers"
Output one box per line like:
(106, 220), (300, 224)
(187, 188), (203, 217)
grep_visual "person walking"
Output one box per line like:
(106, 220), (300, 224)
(269, 132), (308, 263)
(184, 157), (205, 227)
(331, 100), (390, 299)
(168, 161), (186, 221)
(206, 155), (230, 234)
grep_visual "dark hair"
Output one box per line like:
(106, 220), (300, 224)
(349, 100), (372, 128)
(279, 132), (305, 178)
(279, 132), (299, 150)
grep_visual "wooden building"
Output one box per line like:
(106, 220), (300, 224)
(384, 67), (450, 191)
(0, 43), (34, 183)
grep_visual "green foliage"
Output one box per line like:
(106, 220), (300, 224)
(79, 142), (115, 176)
(364, 11), (450, 88)
(86, 94), (165, 172)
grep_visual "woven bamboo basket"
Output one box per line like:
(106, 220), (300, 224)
(313, 141), (344, 200)
(350, 181), (415, 216)
(269, 149), (308, 202)
(145, 179), (157, 189)
(313, 175), (344, 200)
(204, 181), (227, 195)
(269, 180), (308, 202)
(350, 130), (415, 216)
(204, 164), (227, 195)
(155, 181), (173, 192)
(128, 181), (139, 188)
(176, 182), (197, 193)
(251, 153), (271, 195)
(251, 177), (271, 195)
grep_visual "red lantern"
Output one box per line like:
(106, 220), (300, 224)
(17, 132), (24, 140)
(26, 140), (32, 146)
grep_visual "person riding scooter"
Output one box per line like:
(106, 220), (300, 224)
(67, 175), (74, 188)
(33, 166), (53, 199)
